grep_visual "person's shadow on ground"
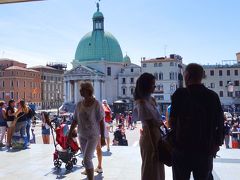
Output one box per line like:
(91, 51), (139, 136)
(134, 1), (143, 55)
(102, 151), (112, 156)
(44, 165), (83, 179)
(82, 173), (104, 180)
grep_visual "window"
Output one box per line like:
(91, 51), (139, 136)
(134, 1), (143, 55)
(159, 73), (163, 80)
(2, 92), (5, 99)
(210, 70), (214, 76)
(16, 92), (19, 100)
(130, 78), (134, 84)
(234, 80), (239, 86)
(154, 63), (158, 67)
(235, 91), (240, 98)
(170, 62), (174, 66)
(122, 78), (126, 84)
(10, 92), (14, 99)
(107, 67), (111, 76)
(210, 83), (215, 88)
(219, 70), (222, 76)
(203, 71), (206, 78)
(131, 68), (134, 72)
(159, 63), (162, 67)
(155, 95), (164, 100)
(142, 63), (146, 67)
(235, 70), (238, 76)
(24, 81), (26, 87)
(2, 81), (4, 88)
(170, 84), (175, 93)
(170, 72), (175, 80)
(157, 84), (164, 93)
(11, 80), (14, 87)
(227, 91), (233, 97)
(219, 91), (223, 97)
(122, 88), (126, 95)
(219, 81), (223, 87)
(17, 81), (19, 87)
(227, 70), (230, 76)
(130, 88), (134, 95)
(154, 73), (158, 80)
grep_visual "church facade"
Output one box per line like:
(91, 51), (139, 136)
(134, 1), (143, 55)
(64, 3), (140, 105)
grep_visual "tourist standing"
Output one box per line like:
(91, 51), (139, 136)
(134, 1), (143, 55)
(0, 101), (7, 147)
(224, 116), (231, 148)
(102, 99), (112, 151)
(134, 73), (165, 180)
(169, 63), (224, 180)
(41, 112), (51, 144)
(6, 99), (16, 148)
(68, 82), (105, 180)
(14, 100), (29, 137)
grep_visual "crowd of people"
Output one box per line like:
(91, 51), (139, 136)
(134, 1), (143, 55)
(0, 63), (230, 180)
(0, 99), (35, 148)
(224, 114), (240, 149)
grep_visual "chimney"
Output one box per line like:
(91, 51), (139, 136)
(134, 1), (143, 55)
(236, 52), (240, 63)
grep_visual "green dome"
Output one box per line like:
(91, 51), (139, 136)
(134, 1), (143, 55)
(123, 55), (131, 64)
(93, 11), (104, 19)
(75, 31), (123, 63)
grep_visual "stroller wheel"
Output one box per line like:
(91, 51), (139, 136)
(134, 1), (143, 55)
(66, 162), (73, 171)
(72, 158), (77, 165)
(54, 160), (62, 168)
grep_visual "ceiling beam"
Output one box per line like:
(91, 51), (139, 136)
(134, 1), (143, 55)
(0, 0), (44, 4)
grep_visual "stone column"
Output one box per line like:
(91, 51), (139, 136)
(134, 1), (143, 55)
(94, 80), (101, 101)
(74, 81), (79, 103)
(69, 81), (73, 102)
(64, 81), (68, 102)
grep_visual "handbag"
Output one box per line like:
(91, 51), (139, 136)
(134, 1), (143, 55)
(158, 128), (173, 167)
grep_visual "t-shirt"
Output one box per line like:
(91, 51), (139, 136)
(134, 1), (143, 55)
(6, 107), (15, 121)
(134, 97), (162, 128)
(103, 105), (111, 123)
(73, 100), (104, 138)
(0, 107), (7, 126)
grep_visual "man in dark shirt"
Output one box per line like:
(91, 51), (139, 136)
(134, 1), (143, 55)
(169, 63), (224, 180)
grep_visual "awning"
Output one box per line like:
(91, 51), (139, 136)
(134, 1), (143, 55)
(0, 0), (43, 4)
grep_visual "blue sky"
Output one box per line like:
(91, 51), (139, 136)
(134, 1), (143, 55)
(0, 0), (239, 68)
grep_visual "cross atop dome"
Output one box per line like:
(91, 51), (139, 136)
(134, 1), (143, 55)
(96, 0), (100, 11)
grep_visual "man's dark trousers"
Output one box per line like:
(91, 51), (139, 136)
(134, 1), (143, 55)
(172, 149), (213, 180)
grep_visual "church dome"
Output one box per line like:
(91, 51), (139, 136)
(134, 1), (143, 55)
(75, 31), (123, 62)
(74, 3), (123, 63)
(123, 54), (131, 64)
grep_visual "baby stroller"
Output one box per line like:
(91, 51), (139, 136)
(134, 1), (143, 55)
(51, 123), (80, 170)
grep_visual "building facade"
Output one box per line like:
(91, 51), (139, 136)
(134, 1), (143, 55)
(0, 59), (41, 107)
(117, 56), (141, 108)
(31, 63), (66, 109)
(64, 3), (138, 105)
(141, 54), (184, 113)
(202, 54), (240, 113)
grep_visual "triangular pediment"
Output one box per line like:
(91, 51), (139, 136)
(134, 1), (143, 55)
(65, 65), (104, 76)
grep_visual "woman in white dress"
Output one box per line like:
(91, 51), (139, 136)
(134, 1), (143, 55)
(134, 73), (165, 180)
(68, 82), (105, 180)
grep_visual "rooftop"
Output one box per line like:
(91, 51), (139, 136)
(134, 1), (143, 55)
(30, 65), (57, 70)
(5, 66), (39, 73)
